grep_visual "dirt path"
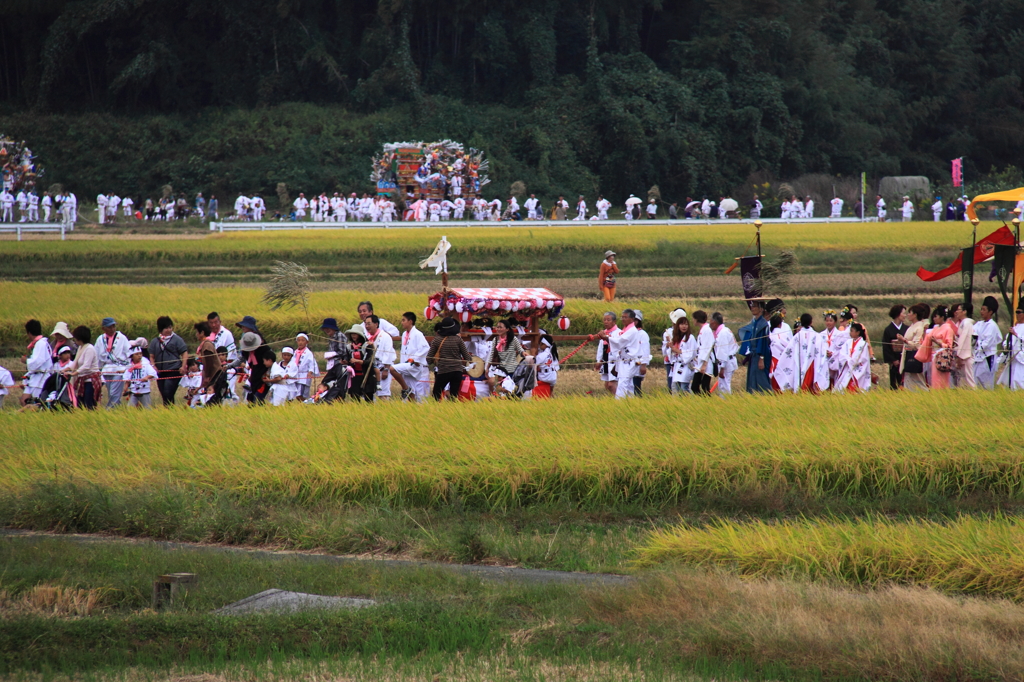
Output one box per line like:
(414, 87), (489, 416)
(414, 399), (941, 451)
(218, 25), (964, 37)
(1, 530), (634, 586)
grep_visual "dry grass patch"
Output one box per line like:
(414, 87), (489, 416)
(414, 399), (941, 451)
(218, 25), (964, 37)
(591, 570), (1024, 681)
(0, 584), (108, 618)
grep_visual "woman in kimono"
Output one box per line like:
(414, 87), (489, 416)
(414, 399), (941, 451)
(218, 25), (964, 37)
(666, 316), (698, 395)
(914, 306), (955, 390)
(835, 323), (872, 392)
(768, 314), (791, 391)
(897, 303), (930, 391)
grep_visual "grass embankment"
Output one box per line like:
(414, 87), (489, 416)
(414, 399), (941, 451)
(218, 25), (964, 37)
(638, 516), (1024, 598)
(0, 221), (986, 283)
(4, 392), (1022, 508)
(4, 535), (1024, 681)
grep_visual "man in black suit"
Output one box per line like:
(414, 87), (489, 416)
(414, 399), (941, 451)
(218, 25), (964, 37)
(881, 304), (908, 390)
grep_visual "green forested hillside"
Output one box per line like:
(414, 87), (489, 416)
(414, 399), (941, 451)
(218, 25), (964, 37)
(1, 0), (1022, 200)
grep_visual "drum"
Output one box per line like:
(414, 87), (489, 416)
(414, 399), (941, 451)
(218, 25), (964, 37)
(466, 355), (487, 379)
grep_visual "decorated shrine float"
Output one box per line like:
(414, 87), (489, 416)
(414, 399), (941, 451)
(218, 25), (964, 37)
(370, 140), (489, 204)
(0, 135), (43, 193)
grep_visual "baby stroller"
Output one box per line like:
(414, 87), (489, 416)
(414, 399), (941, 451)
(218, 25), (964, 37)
(311, 363), (352, 404)
(33, 371), (76, 411)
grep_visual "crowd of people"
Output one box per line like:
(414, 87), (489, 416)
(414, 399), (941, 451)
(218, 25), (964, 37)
(6, 294), (1022, 412)
(5, 186), (1018, 225)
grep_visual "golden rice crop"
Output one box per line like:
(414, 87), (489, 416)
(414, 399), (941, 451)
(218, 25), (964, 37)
(635, 515), (1024, 598)
(0, 220), (989, 261)
(2, 391), (1021, 509)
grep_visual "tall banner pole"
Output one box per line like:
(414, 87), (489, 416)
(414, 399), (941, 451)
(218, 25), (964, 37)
(860, 172), (866, 222)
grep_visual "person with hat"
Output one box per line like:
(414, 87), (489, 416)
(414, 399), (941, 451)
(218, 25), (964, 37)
(266, 347), (298, 405)
(931, 196), (943, 222)
(631, 310), (652, 397)
(96, 317), (131, 408)
(429, 317), (473, 401)
(738, 301), (772, 393)
(50, 322), (75, 363)
(345, 325), (378, 401)
(238, 331), (269, 404)
(532, 334), (560, 399)
(236, 315), (261, 339)
(599, 251), (619, 302)
(320, 318), (351, 373)
(664, 309), (685, 392)
(150, 316), (189, 406)
(666, 312), (697, 395)
(123, 342), (158, 408)
(392, 311), (430, 402)
(291, 333), (319, 401)
(901, 196), (914, 222)
(974, 296), (1002, 389)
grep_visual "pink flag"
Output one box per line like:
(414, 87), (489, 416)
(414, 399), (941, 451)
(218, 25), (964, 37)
(952, 158), (963, 187)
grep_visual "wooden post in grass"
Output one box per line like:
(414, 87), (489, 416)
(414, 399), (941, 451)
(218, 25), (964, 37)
(152, 573), (197, 609)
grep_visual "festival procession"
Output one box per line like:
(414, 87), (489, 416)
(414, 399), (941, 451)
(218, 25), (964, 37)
(8, 213), (1024, 411)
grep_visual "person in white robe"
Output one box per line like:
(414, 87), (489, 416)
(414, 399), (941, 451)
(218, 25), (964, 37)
(997, 307), (1024, 389)
(710, 312), (738, 395)
(667, 327), (698, 395)
(41, 192), (52, 222)
(803, 197), (814, 218)
(973, 297), (1002, 389)
(293, 193), (308, 220)
(28, 192), (39, 221)
(931, 197), (943, 221)
(453, 197), (466, 220)
(266, 349), (298, 405)
(775, 314), (821, 392)
(609, 310), (643, 398)
(290, 333), (319, 400)
(96, 193), (108, 224)
(830, 197), (843, 218)
(392, 312), (430, 401)
(876, 195), (887, 221)
(780, 199), (791, 219)
(834, 323), (871, 392)
(22, 320), (53, 402)
(596, 196), (611, 220)
(901, 196), (914, 222)
(96, 317), (131, 408)
(576, 196), (587, 220)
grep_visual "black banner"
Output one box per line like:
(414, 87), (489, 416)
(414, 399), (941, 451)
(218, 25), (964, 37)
(961, 246), (975, 309)
(992, 244), (1017, 314)
(739, 256), (763, 302)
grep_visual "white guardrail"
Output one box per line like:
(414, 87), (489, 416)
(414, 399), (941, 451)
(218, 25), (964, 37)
(0, 222), (72, 240)
(210, 217), (873, 232)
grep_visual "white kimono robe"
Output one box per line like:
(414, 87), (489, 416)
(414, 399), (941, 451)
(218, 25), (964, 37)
(395, 327), (431, 399)
(834, 337), (871, 392)
(973, 318), (1001, 389)
(667, 335), (698, 389)
(610, 324), (641, 398)
(775, 327), (820, 392)
(268, 361), (297, 405)
(24, 337), (53, 397)
(997, 324), (1024, 389)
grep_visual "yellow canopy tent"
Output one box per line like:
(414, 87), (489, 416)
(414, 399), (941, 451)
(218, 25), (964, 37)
(966, 187), (1024, 221)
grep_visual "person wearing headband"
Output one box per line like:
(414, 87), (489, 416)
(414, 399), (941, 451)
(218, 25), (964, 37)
(291, 332), (320, 401)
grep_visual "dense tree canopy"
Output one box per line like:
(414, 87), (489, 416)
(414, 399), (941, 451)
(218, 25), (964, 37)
(1, 0), (1022, 200)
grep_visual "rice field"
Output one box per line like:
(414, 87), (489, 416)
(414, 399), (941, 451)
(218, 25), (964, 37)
(3, 391), (1022, 508)
(636, 515), (1024, 598)
(0, 282), (696, 348)
(0, 220), (992, 260)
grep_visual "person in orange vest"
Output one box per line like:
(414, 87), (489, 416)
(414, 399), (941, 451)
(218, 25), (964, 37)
(599, 250), (619, 302)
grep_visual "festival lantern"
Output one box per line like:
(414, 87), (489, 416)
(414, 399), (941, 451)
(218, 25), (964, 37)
(557, 316), (571, 331)
(459, 311), (472, 323)
(424, 306), (437, 320)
